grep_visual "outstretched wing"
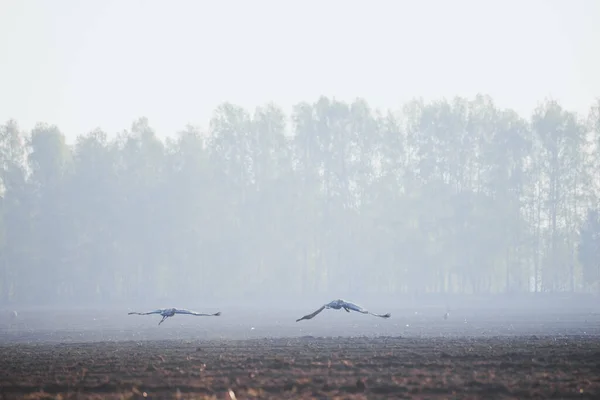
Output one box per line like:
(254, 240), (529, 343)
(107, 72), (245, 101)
(342, 301), (367, 313)
(128, 309), (164, 316)
(368, 311), (391, 318)
(343, 301), (391, 319)
(174, 308), (221, 316)
(296, 305), (326, 322)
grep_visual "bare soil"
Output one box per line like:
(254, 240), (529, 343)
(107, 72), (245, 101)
(1, 307), (599, 399)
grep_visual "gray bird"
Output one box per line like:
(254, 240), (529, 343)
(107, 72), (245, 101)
(128, 308), (221, 325)
(296, 299), (391, 322)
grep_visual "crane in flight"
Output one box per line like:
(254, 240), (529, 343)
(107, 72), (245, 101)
(128, 308), (221, 325)
(296, 299), (391, 322)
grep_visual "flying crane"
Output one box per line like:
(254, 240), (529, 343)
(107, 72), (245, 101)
(296, 299), (391, 322)
(128, 308), (221, 325)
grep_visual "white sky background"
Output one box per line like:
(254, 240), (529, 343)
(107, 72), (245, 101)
(0, 0), (599, 142)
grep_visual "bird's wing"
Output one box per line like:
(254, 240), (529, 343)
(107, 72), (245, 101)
(368, 311), (391, 318)
(174, 308), (221, 316)
(342, 301), (367, 313)
(296, 305), (326, 322)
(343, 302), (391, 318)
(128, 309), (163, 315)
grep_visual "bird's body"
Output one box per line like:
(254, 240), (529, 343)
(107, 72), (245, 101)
(296, 299), (391, 322)
(128, 308), (221, 325)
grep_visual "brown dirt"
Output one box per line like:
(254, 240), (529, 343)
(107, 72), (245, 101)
(1, 307), (600, 399)
(1, 335), (599, 399)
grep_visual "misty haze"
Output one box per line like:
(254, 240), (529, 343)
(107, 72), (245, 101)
(1, 0), (599, 398)
(1, 96), (600, 308)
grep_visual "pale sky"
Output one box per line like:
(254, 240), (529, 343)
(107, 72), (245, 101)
(0, 0), (599, 142)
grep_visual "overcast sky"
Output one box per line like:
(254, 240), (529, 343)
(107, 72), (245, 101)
(1, 0), (598, 142)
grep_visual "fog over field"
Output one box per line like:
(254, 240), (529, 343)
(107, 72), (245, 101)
(3, 5), (600, 399)
(1, 1), (600, 332)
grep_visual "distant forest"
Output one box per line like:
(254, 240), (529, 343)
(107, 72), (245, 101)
(1, 94), (600, 305)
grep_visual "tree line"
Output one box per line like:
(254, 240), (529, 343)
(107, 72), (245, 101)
(1, 94), (600, 305)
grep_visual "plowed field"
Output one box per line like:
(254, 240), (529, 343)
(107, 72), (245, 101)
(1, 306), (599, 399)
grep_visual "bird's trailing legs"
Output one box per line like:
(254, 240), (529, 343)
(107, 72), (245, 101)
(159, 315), (169, 325)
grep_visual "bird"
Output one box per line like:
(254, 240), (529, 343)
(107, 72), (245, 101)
(128, 308), (221, 325)
(296, 299), (391, 322)
(444, 306), (451, 320)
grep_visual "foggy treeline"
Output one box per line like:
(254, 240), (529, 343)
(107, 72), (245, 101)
(1, 94), (600, 306)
